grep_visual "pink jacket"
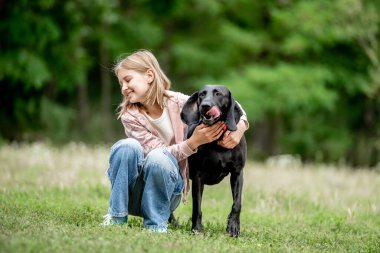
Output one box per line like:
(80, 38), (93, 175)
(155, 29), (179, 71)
(121, 90), (248, 203)
(121, 91), (194, 201)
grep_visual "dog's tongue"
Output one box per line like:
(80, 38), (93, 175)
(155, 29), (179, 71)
(206, 106), (221, 118)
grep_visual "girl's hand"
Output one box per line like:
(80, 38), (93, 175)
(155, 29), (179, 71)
(217, 120), (246, 149)
(186, 121), (225, 150)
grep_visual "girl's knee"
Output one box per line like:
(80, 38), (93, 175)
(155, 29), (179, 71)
(109, 138), (143, 163)
(111, 138), (143, 154)
(146, 149), (170, 166)
(144, 149), (178, 175)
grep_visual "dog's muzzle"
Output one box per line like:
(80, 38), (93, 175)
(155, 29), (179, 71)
(201, 106), (221, 125)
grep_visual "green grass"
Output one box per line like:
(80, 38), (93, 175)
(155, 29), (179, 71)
(1, 143), (379, 252)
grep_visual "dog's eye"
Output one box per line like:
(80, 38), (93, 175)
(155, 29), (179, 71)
(199, 92), (206, 98)
(215, 92), (222, 97)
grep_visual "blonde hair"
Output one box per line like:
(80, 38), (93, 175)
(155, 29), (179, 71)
(113, 49), (171, 118)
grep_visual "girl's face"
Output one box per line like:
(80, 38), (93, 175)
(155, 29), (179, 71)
(117, 68), (153, 105)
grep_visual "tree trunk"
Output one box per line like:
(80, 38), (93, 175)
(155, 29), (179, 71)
(77, 83), (89, 134)
(252, 113), (281, 158)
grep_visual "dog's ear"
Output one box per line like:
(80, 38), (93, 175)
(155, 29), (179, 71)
(225, 92), (242, 131)
(181, 91), (200, 125)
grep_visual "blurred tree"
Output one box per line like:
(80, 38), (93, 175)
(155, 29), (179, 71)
(267, 0), (380, 165)
(0, 0), (378, 166)
(0, 0), (59, 140)
(217, 0), (380, 165)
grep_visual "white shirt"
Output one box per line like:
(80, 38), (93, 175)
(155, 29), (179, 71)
(144, 107), (175, 146)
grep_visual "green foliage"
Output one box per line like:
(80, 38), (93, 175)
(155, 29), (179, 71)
(0, 50), (51, 89)
(39, 98), (75, 142)
(225, 64), (335, 118)
(0, 0), (379, 165)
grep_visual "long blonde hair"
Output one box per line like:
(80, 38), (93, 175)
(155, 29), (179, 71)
(113, 49), (171, 118)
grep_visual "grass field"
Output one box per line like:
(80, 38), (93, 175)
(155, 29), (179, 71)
(1, 143), (379, 252)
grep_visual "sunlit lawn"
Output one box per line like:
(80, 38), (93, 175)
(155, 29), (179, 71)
(1, 143), (379, 252)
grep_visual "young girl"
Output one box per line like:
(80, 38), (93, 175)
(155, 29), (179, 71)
(102, 49), (249, 232)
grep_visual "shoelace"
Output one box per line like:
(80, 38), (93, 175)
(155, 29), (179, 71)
(101, 214), (112, 226)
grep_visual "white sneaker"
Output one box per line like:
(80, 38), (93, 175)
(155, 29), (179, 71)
(100, 214), (128, 226)
(100, 214), (116, 226)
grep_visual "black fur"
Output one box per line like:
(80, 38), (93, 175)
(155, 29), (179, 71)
(180, 85), (247, 237)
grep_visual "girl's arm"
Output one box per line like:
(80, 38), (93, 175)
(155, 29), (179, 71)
(217, 102), (249, 149)
(235, 101), (249, 131)
(122, 116), (196, 162)
(176, 91), (249, 149)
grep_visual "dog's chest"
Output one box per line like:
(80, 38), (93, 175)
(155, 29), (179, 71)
(188, 145), (238, 184)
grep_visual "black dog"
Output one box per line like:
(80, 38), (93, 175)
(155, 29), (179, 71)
(180, 85), (247, 237)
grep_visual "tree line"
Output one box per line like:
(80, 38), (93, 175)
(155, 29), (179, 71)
(1, 0), (379, 167)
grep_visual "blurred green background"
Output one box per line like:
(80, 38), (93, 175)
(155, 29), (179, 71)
(1, 0), (379, 167)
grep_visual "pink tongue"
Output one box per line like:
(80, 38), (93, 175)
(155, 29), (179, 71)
(206, 106), (221, 118)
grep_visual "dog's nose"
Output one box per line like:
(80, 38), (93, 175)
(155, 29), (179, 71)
(200, 103), (211, 112)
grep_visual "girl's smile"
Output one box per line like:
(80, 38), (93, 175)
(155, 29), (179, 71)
(117, 68), (153, 104)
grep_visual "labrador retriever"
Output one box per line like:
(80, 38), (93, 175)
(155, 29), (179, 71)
(180, 85), (247, 237)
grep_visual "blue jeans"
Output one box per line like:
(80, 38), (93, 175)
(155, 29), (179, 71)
(106, 138), (183, 231)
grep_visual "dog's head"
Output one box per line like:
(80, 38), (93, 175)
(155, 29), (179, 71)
(181, 85), (242, 131)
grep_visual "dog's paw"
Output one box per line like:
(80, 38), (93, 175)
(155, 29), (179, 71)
(191, 224), (204, 235)
(226, 218), (240, 238)
(191, 228), (204, 236)
(226, 225), (240, 238)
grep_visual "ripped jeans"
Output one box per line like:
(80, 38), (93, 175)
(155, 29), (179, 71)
(106, 138), (183, 232)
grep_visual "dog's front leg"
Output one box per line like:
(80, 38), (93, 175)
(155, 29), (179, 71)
(227, 171), (243, 237)
(191, 175), (204, 233)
